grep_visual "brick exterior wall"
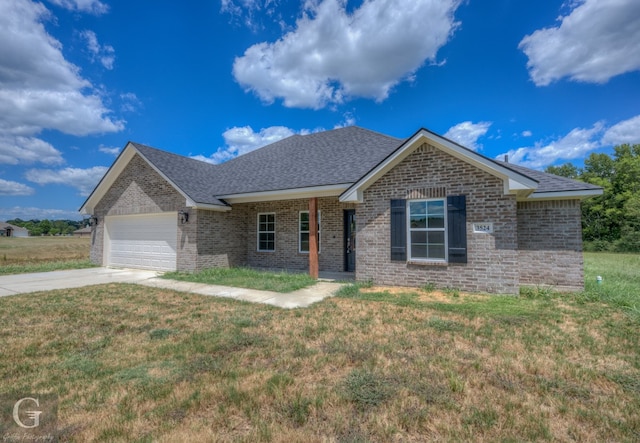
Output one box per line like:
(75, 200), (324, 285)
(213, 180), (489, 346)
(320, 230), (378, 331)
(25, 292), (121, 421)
(193, 208), (247, 270)
(357, 143), (520, 294)
(233, 197), (356, 272)
(91, 154), (194, 270)
(517, 200), (584, 291)
(90, 149), (585, 292)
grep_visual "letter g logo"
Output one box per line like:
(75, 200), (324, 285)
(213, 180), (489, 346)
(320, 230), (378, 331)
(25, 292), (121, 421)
(12, 397), (42, 429)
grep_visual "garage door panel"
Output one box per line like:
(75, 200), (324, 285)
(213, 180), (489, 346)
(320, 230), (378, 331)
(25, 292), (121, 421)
(105, 213), (177, 271)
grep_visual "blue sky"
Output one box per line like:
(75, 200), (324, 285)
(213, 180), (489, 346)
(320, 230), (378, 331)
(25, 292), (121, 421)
(1, 0), (639, 220)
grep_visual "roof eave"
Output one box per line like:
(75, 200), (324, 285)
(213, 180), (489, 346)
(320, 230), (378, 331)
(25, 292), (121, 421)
(218, 183), (350, 204)
(522, 188), (604, 201)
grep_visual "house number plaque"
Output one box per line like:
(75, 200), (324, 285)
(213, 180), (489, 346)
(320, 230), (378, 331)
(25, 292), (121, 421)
(473, 223), (493, 234)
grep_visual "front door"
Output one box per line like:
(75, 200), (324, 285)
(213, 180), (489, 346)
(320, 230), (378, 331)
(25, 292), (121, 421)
(344, 210), (356, 272)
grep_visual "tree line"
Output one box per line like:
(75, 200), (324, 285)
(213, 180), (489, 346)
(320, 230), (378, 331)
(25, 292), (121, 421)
(546, 143), (640, 252)
(5, 219), (87, 237)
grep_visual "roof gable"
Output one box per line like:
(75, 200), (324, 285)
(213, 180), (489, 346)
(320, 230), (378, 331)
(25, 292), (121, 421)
(340, 128), (540, 203)
(79, 142), (230, 214)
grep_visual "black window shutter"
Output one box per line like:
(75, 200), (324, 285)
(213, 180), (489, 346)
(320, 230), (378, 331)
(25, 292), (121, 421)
(447, 195), (467, 263)
(390, 199), (406, 261)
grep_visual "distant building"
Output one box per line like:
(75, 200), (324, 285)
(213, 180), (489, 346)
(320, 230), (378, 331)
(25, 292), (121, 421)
(73, 226), (92, 237)
(0, 222), (29, 237)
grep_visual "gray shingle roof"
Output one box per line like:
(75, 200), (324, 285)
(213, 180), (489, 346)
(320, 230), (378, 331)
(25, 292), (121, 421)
(210, 126), (402, 195)
(131, 142), (227, 206)
(129, 126), (600, 205)
(495, 161), (602, 194)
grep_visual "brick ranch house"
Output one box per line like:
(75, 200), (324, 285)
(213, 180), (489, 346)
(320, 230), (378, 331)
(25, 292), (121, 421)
(80, 126), (602, 294)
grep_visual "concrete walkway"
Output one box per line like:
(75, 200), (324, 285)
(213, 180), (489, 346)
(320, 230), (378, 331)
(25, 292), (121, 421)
(0, 267), (342, 308)
(139, 278), (341, 308)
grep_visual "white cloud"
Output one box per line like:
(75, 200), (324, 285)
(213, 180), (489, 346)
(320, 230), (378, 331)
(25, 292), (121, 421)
(193, 125), (305, 164)
(519, 0), (640, 86)
(25, 166), (108, 196)
(497, 122), (605, 169)
(0, 206), (83, 220)
(444, 121), (491, 151)
(98, 145), (121, 156)
(0, 0), (123, 165)
(601, 115), (640, 146)
(120, 92), (142, 113)
(521, 130), (532, 137)
(79, 29), (115, 69)
(334, 112), (356, 129)
(0, 178), (35, 196)
(0, 136), (63, 165)
(221, 0), (277, 30)
(47, 0), (108, 15)
(233, 0), (461, 109)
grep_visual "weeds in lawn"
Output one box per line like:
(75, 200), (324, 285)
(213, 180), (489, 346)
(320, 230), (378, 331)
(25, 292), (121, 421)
(343, 369), (394, 410)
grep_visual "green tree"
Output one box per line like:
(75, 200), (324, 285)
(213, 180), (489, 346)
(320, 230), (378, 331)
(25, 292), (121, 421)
(545, 163), (581, 179)
(618, 194), (640, 251)
(578, 145), (640, 249)
(39, 219), (51, 235)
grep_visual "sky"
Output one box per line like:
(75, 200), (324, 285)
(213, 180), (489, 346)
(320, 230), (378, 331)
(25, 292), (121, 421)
(1, 0), (639, 220)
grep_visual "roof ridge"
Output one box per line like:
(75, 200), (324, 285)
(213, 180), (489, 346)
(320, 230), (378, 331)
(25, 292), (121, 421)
(130, 141), (219, 168)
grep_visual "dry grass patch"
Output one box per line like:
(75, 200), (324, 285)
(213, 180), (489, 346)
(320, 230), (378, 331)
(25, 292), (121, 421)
(0, 282), (638, 442)
(0, 236), (90, 264)
(0, 236), (93, 274)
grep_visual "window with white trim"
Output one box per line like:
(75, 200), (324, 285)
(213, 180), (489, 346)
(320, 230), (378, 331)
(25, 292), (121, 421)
(299, 211), (320, 253)
(257, 213), (275, 251)
(408, 199), (446, 261)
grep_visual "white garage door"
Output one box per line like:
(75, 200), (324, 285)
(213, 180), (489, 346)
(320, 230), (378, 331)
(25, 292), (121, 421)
(105, 213), (177, 271)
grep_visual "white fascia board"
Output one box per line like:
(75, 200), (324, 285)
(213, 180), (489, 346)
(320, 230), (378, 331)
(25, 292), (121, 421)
(218, 183), (350, 204)
(79, 144), (137, 214)
(522, 189), (603, 201)
(79, 143), (218, 215)
(339, 129), (538, 203)
(186, 199), (232, 211)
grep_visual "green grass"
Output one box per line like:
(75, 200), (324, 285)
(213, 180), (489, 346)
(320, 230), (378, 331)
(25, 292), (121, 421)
(0, 259), (96, 275)
(162, 266), (317, 293)
(583, 252), (640, 320)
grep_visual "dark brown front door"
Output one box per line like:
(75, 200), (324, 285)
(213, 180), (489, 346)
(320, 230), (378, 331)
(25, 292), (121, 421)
(344, 210), (356, 272)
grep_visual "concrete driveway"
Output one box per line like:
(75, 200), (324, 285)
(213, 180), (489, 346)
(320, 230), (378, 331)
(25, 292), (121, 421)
(0, 267), (340, 308)
(0, 267), (159, 297)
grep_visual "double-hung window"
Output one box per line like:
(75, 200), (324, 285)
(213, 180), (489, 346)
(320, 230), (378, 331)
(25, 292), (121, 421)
(408, 199), (446, 261)
(299, 211), (320, 253)
(257, 213), (275, 251)
(391, 196), (467, 263)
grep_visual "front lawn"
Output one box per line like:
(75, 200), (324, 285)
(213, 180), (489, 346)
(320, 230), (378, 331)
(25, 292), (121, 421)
(162, 267), (317, 293)
(1, 276), (638, 441)
(0, 237), (93, 275)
